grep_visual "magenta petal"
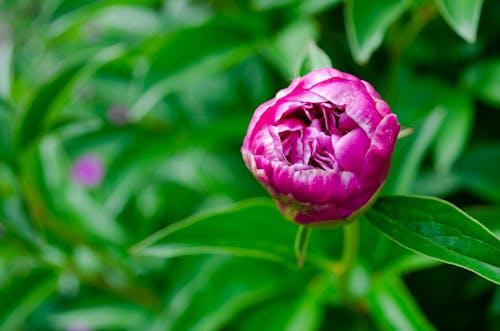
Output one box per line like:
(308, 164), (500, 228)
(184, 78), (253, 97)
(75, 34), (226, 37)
(334, 128), (370, 174)
(309, 78), (382, 136)
(359, 114), (400, 190)
(241, 67), (400, 225)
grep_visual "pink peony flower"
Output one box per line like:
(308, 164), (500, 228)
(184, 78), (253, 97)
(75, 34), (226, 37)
(71, 154), (104, 188)
(241, 68), (400, 226)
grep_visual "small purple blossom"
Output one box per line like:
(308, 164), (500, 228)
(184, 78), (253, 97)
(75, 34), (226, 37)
(241, 68), (400, 226)
(106, 104), (129, 126)
(71, 154), (104, 188)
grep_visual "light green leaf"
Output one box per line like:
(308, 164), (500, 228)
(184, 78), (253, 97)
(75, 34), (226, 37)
(345, 0), (408, 64)
(262, 19), (319, 79)
(433, 93), (474, 173)
(367, 274), (436, 331)
(462, 58), (500, 107)
(132, 199), (329, 269)
(387, 107), (447, 194)
(434, 0), (484, 43)
(0, 35), (12, 98)
(295, 41), (333, 77)
(366, 196), (500, 284)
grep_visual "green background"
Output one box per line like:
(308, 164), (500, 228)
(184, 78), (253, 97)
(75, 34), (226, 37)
(0, 0), (499, 330)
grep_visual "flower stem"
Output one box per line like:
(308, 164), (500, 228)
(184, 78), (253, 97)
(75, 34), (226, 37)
(294, 225), (312, 268)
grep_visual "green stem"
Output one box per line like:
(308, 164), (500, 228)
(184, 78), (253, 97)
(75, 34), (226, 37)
(294, 225), (312, 268)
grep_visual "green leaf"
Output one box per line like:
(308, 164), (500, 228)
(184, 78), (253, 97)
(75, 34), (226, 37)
(455, 144), (500, 203)
(366, 274), (436, 331)
(0, 270), (58, 331)
(129, 17), (261, 121)
(386, 107), (447, 194)
(262, 19), (319, 79)
(239, 293), (322, 331)
(434, 0), (484, 43)
(433, 93), (474, 173)
(462, 58), (500, 107)
(0, 35), (12, 98)
(16, 45), (126, 149)
(345, 0), (408, 64)
(465, 206), (500, 237)
(366, 196), (500, 284)
(146, 256), (299, 331)
(48, 305), (147, 330)
(295, 41), (333, 77)
(132, 199), (329, 269)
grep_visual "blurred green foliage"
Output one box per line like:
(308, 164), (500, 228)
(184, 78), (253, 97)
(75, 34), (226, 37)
(0, 0), (499, 330)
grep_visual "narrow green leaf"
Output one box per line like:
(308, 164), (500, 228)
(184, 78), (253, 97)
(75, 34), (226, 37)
(433, 93), (474, 173)
(387, 107), (447, 194)
(0, 35), (13, 98)
(0, 271), (58, 331)
(367, 274), (436, 331)
(132, 199), (329, 269)
(295, 41), (333, 77)
(366, 196), (500, 284)
(345, 0), (408, 64)
(462, 58), (500, 107)
(434, 0), (484, 43)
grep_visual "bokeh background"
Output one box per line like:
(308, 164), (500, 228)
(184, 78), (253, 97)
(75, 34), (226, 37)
(1, 0), (499, 330)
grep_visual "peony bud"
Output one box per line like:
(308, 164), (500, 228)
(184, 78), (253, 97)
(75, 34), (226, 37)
(241, 68), (400, 226)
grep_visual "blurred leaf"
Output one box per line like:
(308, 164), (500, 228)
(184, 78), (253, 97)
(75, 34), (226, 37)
(130, 16), (263, 121)
(292, 0), (344, 16)
(367, 196), (500, 284)
(455, 144), (500, 203)
(239, 293), (322, 331)
(146, 256), (299, 331)
(433, 93), (474, 173)
(262, 19), (319, 79)
(366, 274), (436, 331)
(296, 41), (333, 76)
(132, 199), (329, 269)
(386, 107), (447, 194)
(16, 44), (126, 149)
(0, 270), (58, 331)
(22, 134), (127, 245)
(49, 305), (147, 330)
(85, 5), (162, 38)
(0, 35), (12, 98)
(434, 0), (484, 43)
(345, 0), (408, 64)
(462, 58), (500, 107)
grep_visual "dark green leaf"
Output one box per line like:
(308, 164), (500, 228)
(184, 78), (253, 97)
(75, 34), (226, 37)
(366, 196), (500, 283)
(455, 144), (500, 203)
(345, 0), (408, 64)
(462, 58), (500, 107)
(435, 0), (484, 42)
